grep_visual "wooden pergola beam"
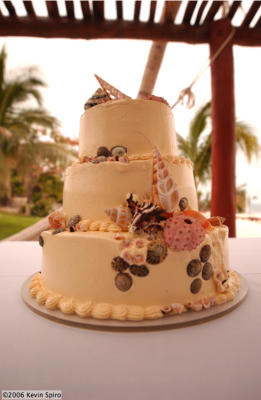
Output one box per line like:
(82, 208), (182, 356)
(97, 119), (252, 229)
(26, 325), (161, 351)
(210, 18), (236, 237)
(0, 18), (260, 46)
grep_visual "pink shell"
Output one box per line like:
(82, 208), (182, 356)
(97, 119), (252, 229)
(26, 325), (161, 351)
(163, 214), (205, 251)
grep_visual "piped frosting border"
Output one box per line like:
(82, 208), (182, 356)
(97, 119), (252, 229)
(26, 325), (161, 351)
(29, 271), (240, 321)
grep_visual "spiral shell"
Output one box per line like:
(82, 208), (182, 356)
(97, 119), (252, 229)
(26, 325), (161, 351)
(152, 145), (179, 212)
(95, 74), (131, 100)
(105, 206), (131, 230)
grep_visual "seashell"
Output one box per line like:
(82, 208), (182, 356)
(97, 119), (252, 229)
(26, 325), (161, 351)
(92, 156), (107, 164)
(97, 146), (111, 157)
(75, 219), (91, 232)
(114, 233), (125, 241)
(121, 249), (134, 265)
(163, 214), (205, 251)
(152, 145), (179, 213)
(115, 272), (133, 292)
(111, 256), (129, 272)
(84, 88), (108, 110)
(118, 155), (129, 164)
(48, 211), (67, 229)
(191, 303), (203, 312)
(183, 210), (213, 231)
(105, 206), (132, 230)
(52, 228), (66, 235)
(190, 278), (202, 294)
(81, 155), (91, 163)
(186, 259), (202, 277)
(202, 262), (214, 280)
(135, 239), (145, 248)
(133, 254), (146, 265)
(161, 305), (173, 315)
(200, 244), (211, 262)
(39, 234), (44, 247)
(95, 74), (131, 100)
(68, 215), (81, 228)
(119, 239), (131, 249)
(171, 303), (185, 314)
(146, 241), (167, 264)
(129, 264), (149, 277)
(208, 216), (226, 226)
(179, 197), (189, 212)
(111, 145), (127, 158)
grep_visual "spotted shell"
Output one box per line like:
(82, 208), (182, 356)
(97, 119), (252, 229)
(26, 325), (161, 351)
(152, 145), (179, 213)
(48, 211), (67, 229)
(84, 88), (108, 110)
(105, 206), (132, 230)
(161, 305), (173, 315)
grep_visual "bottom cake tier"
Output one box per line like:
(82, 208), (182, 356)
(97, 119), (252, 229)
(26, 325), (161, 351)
(29, 227), (239, 321)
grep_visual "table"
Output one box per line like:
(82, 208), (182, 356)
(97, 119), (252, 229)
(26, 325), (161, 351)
(0, 239), (260, 400)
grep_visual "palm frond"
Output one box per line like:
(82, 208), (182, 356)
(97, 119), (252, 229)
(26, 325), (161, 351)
(189, 102), (211, 152)
(236, 121), (260, 162)
(176, 133), (190, 159)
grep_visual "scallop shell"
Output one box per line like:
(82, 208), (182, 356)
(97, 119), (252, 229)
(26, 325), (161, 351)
(95, 74), (131, 100)
(152, 145), (179, 212)
(105, 206), (131, 230)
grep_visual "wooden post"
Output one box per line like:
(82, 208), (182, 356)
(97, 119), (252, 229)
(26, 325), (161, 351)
(209, 18), (236, 237)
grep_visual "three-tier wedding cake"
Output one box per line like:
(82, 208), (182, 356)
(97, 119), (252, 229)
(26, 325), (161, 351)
(29, 77), (239, 321)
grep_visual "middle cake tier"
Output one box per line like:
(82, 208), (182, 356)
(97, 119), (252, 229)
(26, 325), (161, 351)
(63, 156), (198, 220)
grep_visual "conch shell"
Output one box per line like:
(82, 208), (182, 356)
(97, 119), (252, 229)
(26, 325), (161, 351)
(95, 74), (131, 100)
(152, 145), (179, 212)
(105, 206), (132, 230)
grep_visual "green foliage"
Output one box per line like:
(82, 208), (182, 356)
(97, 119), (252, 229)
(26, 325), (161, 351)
(30, 173), (63, 217)
(0, 46), (76, 203)
(177, 102), (260, 199)
(10, 169), (25, 196)
(0, 210), (40, 240)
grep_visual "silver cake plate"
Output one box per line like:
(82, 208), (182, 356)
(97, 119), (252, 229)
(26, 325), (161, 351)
(22, 273), (248, 332)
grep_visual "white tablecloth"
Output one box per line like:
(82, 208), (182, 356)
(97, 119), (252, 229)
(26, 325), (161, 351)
(0, 239), (260, 400)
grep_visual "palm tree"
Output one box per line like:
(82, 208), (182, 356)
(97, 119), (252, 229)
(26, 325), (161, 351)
(177, 101), (260, 192)
(0, 46), (76, 203)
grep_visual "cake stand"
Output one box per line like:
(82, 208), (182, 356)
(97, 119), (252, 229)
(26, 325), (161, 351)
(21, 273), (248, 332)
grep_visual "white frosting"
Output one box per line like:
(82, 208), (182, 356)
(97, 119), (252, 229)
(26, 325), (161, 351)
(63, 158), (198, 220)
(79, 99), (177, 158)
(36, 226), (236, 316)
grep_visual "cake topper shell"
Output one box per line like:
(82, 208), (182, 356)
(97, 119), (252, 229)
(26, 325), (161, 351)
(105, 206), (132, 230)
(84, 88), (109, 110)
(95, 74), (131, 100)
(152, 145), (179, 213)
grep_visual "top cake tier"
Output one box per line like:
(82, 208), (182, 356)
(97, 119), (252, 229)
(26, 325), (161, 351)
(79, 98), (178, 158)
